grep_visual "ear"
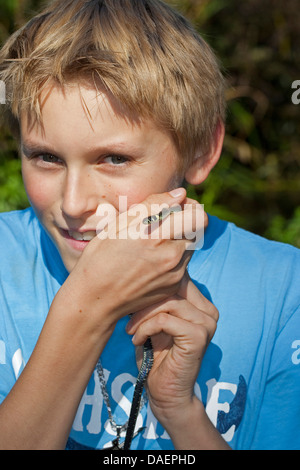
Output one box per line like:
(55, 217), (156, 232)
(184, 119), (225, 185)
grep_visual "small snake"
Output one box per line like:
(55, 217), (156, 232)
(123, 205), (182, 450)
(142, 204), (182, 225)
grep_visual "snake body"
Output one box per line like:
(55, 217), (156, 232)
(142, 204), (181, 225)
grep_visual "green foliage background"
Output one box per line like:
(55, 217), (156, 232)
(0, 0), (299, 246)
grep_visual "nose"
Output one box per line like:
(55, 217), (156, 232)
(61, 168), (99, 220)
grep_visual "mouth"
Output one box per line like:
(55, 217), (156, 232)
(67, 230), (97, 241)
(59, 228), (98, 251)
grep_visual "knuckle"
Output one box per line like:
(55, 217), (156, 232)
(201, 298), (219, 322)
(164, 297), (178, 311)
(196, 324), (210, 341)
(169, 268), (184, 286)
(161, 268), (183, 290)
(156, 311), (169, 327)
(206, 315), (218, 338)
(214, 306), (219, 322)
(194, 315), (218, 344)
(202, 301), (219, 322)
(143, 194), (159, 206)
(144, 195), (169, 213)
(162, 244), (184, 271)
(210, 305), (219, 322)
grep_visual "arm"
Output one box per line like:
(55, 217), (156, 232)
(126, 273), (231, 450)
(0, 296), (112, 449)
(0, 190), (197, 449)
(163, 396), (231, 450)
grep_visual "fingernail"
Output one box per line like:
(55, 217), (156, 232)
(169, 188), (185, 198)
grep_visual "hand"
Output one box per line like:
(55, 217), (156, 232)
(57, 190), (207, 332)
(126, 272), (218, 429)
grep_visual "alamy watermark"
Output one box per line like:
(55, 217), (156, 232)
(94, 196), (205, 250)
(0, 80), (5, 104)
(291, 80), (300, 105)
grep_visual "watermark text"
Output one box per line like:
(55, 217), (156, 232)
(0, 80), (6, 104)
(95, 196), (205, 250)
(291, 80), (300, 105)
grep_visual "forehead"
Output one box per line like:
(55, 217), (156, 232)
(21, 83), (138, 136)
(20, 83), (181, 162)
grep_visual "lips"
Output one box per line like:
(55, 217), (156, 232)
(56, 226), (99, 253)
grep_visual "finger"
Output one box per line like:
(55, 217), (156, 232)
(119, 188), (187, 232)
(127, 296), (217, 339)
(178, 273), (219, 322)
(126, 190), (206, 252)
(122, 188), (205, 246)
(131, 312), (213, 353)
(147, 201), (206, 245)
(181, 197), (208, 232)
(96, 188), (187, 240)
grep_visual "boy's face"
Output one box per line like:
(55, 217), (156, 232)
(20, 84), (185, 272)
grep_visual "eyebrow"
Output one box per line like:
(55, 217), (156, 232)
(21, 140), (144, 159)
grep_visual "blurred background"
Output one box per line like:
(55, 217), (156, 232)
(0, 0), (299, 247)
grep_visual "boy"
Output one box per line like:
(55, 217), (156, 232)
(0, 0), (299, 450)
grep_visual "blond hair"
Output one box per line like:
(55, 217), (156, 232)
(0, 0), (225, 166)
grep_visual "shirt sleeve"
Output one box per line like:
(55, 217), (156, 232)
(0, 291), (20, 405)
(250, 306), (300, 449)
(0, 339), (18, 405)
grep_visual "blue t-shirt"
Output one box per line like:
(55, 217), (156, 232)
(0, 208), (299, 450)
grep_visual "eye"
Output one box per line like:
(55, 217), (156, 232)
(31, 154), (63, 168)
(103, 154), (129, 166)
(38, 154), (61, 164)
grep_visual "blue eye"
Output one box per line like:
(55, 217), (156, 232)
(30, 153), (61, 165)
(39, 154), (60, 163)
(104, 155), (128, 165)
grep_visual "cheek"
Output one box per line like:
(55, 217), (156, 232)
(116, 175), (181, 207)
(112, 187), (153, 211)
(110, 173), (182, 212)
(123, 188), (150, 207)
(22, 166), (57, 214)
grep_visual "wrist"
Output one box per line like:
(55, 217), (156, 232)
(54, 274), (118, 337)
(159, 396), (231, 450)
(47, 286), (118, 377)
